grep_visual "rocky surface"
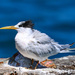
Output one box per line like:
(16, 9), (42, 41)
(0, 52), (75, 75)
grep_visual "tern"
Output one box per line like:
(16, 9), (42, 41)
(0, 20), (75, 69)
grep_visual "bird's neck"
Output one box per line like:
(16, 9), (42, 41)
(15, 28), (34, 45)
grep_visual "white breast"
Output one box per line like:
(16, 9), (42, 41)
(15, 32), (39, 60)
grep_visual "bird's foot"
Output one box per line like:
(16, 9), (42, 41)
(28, 65), (33, 69)
(34, 61), (39, 69)
(27, 66), (35, 70)
(40, 59), (56, 68)
(27, 59), (35, 69)
(28, 61), (39, 70)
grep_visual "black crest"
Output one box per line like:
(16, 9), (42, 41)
(19, 20), (34, 28)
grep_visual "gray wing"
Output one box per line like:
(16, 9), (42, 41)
(28, 30), (62, 57)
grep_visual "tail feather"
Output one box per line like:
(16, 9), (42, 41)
(60, 42), (75, 53)
(60, 50), (75, 53)
(64, 48), (75, 51)
(60, 48), (75, 53)
(69, 42), (75, 46)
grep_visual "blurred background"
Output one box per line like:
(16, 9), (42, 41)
(0, 0), (75, 59)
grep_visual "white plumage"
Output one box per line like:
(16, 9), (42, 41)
(15, 24), (70, 62)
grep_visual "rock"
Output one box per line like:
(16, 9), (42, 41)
(0, 52), (75, 75)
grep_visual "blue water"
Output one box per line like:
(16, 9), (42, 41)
(0, 0), (75, 59)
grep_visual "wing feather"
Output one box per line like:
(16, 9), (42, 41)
(28, 30), (62, 57)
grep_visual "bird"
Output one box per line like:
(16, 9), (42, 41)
(0, 20), (75, 69)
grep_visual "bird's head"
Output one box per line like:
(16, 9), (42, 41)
(0, 20), (34, 32)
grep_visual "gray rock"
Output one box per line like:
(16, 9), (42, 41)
(0, 52), (75, 75)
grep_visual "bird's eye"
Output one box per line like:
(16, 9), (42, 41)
(19, 25), (23, 27)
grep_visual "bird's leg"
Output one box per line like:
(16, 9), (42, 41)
(34, 61), (39, 69)
(32, 59), (34, 65)
(40, 59), (56, 68)
(29, 59), (34, 69)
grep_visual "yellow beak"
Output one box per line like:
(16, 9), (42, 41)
(0, 26), (18, 30)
